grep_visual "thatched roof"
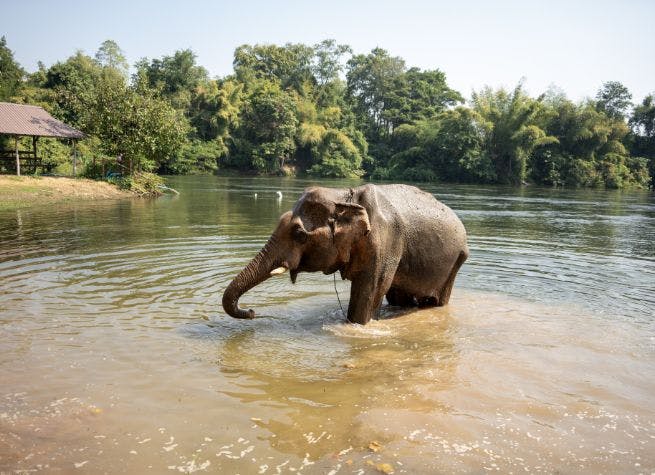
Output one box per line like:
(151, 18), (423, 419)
(0, 102), (85, 139)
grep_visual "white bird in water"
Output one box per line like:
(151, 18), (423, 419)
(276, 191), (283, 199)
(254, 193), (258, 199)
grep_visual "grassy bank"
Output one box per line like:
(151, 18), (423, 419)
(0, 175), (134, 210)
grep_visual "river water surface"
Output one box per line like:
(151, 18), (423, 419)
(1, 176), (654, 474)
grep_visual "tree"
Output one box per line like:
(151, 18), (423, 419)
(311, 40), (352, 108)
(346, 47), (406, 138)
(95, 40), (128, 75)
(376, 108), (492, 183)
(233, 43), (315, 92)
(164, 139), (223, 174)
(44, 51), (102, 127)
(184, 79), (242, 172)
(0, 36), (25, 101)
(630, 94), (655, 188)
(82, 71), (189, 172)
(306, 129), (365, 178)
(384, 68), (463, 127)
(189, 79), (242, 142)
(135, 49), (209, 110)
(230, 82), (298, 173)
(5, 38), (650, 187)
(312, 39), (352, 85)
(471, 84), (557, 184)
(596, 81), (632, 121)
(291, 84), (367, 178)
(422, 108), (494, 182)
(630, 94), (655, 149)
(296, 105), (367, 179)
(531, 97), (649, 188)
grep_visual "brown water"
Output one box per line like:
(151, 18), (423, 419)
(1, 176), (654, 474)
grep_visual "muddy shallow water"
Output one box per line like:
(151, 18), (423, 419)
(1, 176), (654, 474)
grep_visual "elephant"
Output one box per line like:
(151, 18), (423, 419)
(222, 184), (469, 325)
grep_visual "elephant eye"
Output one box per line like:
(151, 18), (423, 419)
(292, 225), (308, 244)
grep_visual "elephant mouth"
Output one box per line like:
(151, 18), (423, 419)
(323, 262), (345, 276)
(281, 261), (344, 285)
(267, 262), (299, 284)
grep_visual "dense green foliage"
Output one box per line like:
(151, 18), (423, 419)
(1, 37), (653, 188)
(0, 36), (24, 101)
(629, 95), (655, 188)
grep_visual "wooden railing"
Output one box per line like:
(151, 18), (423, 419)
(0, 150), (48, 174)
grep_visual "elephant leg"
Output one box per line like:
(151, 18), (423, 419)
(386, 286), (417, 307)
(347, 265), (397, 325)
(347, 275), (384, 325)
(437, 250), (468, 306)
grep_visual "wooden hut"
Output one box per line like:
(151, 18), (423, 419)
(0, 102), (85, 175)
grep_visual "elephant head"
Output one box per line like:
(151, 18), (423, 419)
(222, 188), (371, 319)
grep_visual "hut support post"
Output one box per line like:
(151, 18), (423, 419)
(72, 140), (77, 176)
(32, 136), (38, 174)
(15, 136), (20, 176)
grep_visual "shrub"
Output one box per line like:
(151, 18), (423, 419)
(109, 172), (165, 196)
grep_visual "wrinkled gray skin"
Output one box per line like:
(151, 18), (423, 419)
(222, 184), (469, 325)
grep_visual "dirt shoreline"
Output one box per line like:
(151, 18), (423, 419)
(0, 175), (134, 210)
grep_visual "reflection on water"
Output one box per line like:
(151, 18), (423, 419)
(1, 176), (654, 473)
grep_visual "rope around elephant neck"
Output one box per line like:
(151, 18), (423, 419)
(333, 273), (346, 319)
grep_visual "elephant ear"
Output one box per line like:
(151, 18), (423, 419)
(334, 202), (371, 240)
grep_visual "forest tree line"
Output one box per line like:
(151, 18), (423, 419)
(1, 36), (654, 189)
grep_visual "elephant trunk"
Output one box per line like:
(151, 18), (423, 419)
(222, 234), (284, 319)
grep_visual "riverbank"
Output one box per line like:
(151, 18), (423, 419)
(0, 175), (133, 210)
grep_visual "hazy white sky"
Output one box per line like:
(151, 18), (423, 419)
(2, 0), (654, 102)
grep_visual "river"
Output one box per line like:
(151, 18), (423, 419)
(1, 176), (654, 474)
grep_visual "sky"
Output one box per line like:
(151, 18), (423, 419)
(2, 0), (654, 103)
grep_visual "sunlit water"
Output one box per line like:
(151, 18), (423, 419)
(1, 176), (654, 474)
